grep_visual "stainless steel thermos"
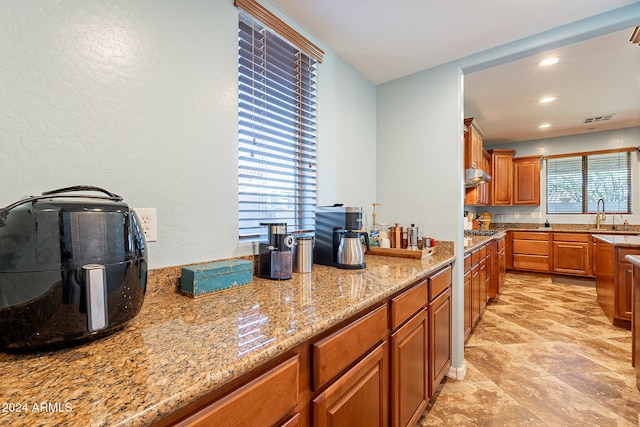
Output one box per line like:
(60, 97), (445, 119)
(293, 235), (313, 273)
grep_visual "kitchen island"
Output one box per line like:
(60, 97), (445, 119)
(593, 234), (640, 329)
(0, 247), (454, 427)
(625, 255), (640, 390)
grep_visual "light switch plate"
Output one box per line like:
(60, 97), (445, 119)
(531, 212), (541, 218)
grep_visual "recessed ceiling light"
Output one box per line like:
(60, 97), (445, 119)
(539, 96), (556, 104)
(539, 123), (551, 128)
(538, 57), (559, 67)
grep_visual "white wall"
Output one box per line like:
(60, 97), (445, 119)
(0, 0), (377, 268)
(377, 63), (466, 370)
(483, 127), (640, 226)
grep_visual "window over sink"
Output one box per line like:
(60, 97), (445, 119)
(546, 148), (633, 214)
(235, 0), (323, 241)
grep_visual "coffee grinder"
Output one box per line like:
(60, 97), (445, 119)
(314, 206), (369, 269)
(258, 223), (294, 280)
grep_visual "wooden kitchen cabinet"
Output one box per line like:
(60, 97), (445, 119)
(479, 257), (488, 312)
(464, 270), (472, 340)
(552, 233), (590, 276)
(629, 257), (640, 386)
(312, 305), (388, 390)
(594, 241), (640, 329)
(512, 231), (551, 272)
(390, 309), (428, 427)
(471, 262), (481, 326)
(465, 242), (495, 340)
(464, 117), (483, 170)
(489, 149), (515, 206)
(464, 118), (490, 206)
(428, 287), (451, 397)
(313, 342), (388, 427)
(172, 356), (300, 427)
(163, 263), (454, 427)
(512, 156), (542, 205)
(489, 236), (506, 298)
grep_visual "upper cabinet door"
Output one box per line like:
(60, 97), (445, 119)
(490, 149), (515, 206)
(513, 156), (542, 205)
(464, 118), (483, 170)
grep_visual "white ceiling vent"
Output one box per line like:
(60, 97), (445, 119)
(583, 114), (615, 124)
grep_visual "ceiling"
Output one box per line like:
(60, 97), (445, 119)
(268, 0), (640, 144)
(465, 28), (640, 145)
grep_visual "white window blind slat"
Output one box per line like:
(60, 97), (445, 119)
(546, 151), (631, 214)
(237, 8), (318, 241)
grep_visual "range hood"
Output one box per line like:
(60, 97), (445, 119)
(465, 167), (491, 187)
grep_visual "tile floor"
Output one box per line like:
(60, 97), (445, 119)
(419, 271), (640, 426)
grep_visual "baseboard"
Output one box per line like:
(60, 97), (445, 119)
(446, 360), (467, 380)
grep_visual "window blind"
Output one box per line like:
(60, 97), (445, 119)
(546, 149), (632, 214)
(237, 7), (318, 241)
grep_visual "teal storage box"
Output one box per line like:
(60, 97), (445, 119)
(180, 259), (253, 297)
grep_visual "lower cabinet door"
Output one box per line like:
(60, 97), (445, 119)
(279, 413), (300, 427)
(313, 342), (388, 427)
(463, 271), (472, 339)
(429, 288), (452, 397)
(390, 309), (428, 427)
(479, 258), (488, 311)
(553, 242), (589, 275)
(471, 266), (480, 325)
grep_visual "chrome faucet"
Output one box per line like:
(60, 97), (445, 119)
(596, 198), (606, 230)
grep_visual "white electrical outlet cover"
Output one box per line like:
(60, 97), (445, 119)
(133, 208), (157, 242)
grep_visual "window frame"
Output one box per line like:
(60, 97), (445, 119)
(235, 0), (323, 242)
(545, 148), (634, 215)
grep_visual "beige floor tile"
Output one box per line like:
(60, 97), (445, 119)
(418, 380), (545, 427)
(496, 375), (633, 426)
(420, 271), (639, 426)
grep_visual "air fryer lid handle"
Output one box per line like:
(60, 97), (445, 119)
(0, 185), (123, 227)
(41, 185), (123, 201)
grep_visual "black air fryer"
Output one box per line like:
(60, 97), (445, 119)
(0, 186), (148, 350)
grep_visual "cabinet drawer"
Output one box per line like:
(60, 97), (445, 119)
(312, 305), (388, 391)
(513, 239), (549, 256)
(464, 253), (471, 273)
(513, 254), (549, 271)
(618, 248), (640, 263)
(512, 231), (549, 241)
(553, 232), (589, 243)
(471, 249), (480, 265)
(429, 266), (452, 302)
(174, 356), (299, 427)
(478, 244), (487, 259)
(497, 237), (505, 251)
(390, 280), (427, 330)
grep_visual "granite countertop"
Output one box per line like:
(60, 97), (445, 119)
(462, 226), (640, 254)
(493, 223), (639, 234)
(0, 248), (454, 427)
(592, 234), (640, 247)
(463, 231), (506, 253)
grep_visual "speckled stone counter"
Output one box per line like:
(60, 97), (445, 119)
(463, 231), (506, 253)
(0, 248), (454, 427)
(593, 234), (640, 247)
(494, 222), (640, 234)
